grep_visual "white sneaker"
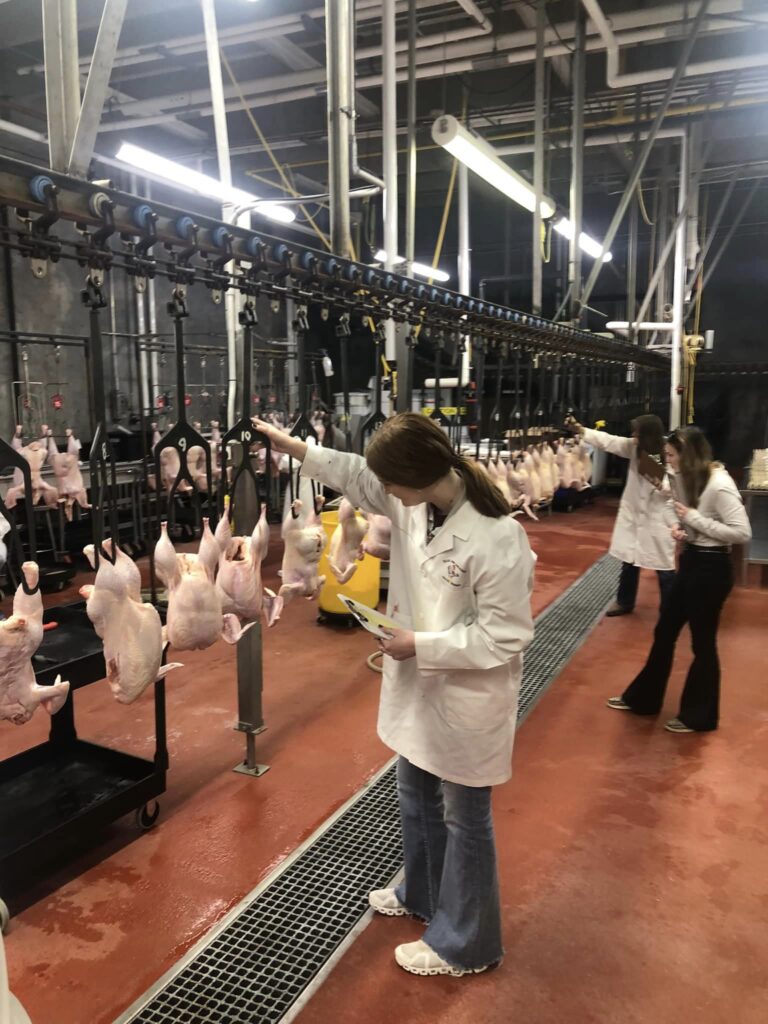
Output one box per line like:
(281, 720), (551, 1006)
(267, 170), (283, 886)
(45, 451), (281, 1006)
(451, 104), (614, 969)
(368, 888), (409, 917)
(394, 939), (490, 977)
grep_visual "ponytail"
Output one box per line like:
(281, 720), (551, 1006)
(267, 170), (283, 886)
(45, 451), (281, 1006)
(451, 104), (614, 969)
(454, 456), (510, 518)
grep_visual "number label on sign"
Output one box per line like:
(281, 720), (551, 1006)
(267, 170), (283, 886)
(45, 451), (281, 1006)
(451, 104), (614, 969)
(101, 442), (109, 461)
(241, 429), (252, 444)
(178, 437), (187, 452)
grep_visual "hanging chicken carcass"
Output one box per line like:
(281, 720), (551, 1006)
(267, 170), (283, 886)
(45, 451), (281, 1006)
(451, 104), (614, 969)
(4, 440), (59, 510)
(327, 498), (368, 584)
(277, 498), (327, 610)
(46, 429), (90, 520)
(154, 519), (254, 650)
(0, 562), (69, 725)
(80, 541), (182, 704)
(214, 505), (279, 627)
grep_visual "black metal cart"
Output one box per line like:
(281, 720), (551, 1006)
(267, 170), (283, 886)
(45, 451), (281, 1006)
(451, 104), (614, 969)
(0, 608), (167, 931)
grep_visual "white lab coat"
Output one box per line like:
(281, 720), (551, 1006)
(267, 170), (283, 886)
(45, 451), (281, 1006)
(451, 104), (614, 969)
(582, 428), (676, 571)
(302, 445), (535, 787)
(0, 930), (32, 1024)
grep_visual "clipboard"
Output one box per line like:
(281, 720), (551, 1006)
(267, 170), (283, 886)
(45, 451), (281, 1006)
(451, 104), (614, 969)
(338, 595), (398, 639)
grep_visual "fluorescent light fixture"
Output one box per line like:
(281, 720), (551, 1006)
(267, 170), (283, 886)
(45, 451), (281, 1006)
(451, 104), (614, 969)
(553, 217), (612, 262)
(374, 249), (450, 283)
(115, 142), (295, 224)
(432, 115), (556, 218)
(606, 321), (674, 331)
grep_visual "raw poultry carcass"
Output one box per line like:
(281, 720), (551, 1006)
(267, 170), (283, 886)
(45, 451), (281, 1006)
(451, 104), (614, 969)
(277, 498), (327, 609)
(507, 459), (538, 521)
(154, 519), (254, 650)
(4, 440), (59, 510)
(362, 512), (391, 560)
(46, 430), (90, 520)
(327, 498), (368, 584)
(214, 505), (279, 627)
(538, 443), (557, 501)
(555, 440), (580, 489)
(80, 541), (182, 704)
(0, 562), (69, 725)
(0, 512), (9, 573)
(575, 437), (593, 488)
(524, 448), (542, 505)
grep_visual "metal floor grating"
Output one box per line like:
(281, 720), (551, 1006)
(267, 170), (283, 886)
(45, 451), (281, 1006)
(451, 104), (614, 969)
(116, 554), (619, 1024)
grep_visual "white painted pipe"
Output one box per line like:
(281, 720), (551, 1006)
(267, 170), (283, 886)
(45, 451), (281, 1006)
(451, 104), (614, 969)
(425, 377), (461, 388)
(670, 130), (688, 431)
(607, 321), (675, 331)
(91, 1), (762, 126)
(382, 0), (398, 363)
(201, 0), (238, 431)
(455, 0), (492, 33)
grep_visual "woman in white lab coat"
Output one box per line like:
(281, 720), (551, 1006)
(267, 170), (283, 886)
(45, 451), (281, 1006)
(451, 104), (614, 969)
(569, 414), (676, 615)
(608, 426), (751, 732)
(255, 413), (535, 978)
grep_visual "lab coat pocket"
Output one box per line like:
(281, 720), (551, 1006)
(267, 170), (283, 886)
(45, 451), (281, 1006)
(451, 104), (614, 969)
(438, 678), (513, 733)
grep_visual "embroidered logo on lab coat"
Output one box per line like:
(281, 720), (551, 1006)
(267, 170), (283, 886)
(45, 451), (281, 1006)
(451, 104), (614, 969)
(441, 559), (467, 587)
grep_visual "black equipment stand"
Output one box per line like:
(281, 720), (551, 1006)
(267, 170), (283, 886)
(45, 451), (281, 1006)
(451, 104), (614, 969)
(0, 263), (167, 925)
(222, 296), (272, 778)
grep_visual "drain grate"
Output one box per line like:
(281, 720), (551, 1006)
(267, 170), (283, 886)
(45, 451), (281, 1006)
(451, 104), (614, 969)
(116, 555), (619, 1024)
(518, 553), (620, 720)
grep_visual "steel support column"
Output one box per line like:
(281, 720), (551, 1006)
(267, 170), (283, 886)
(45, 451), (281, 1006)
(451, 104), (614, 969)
(68, 0), (128, 177)
(42, 0), (81, 171)
(404, 0), (417, 277)
(382, 0), (398, 360)
(669, 132), (688, 430)
(201, 0), (241, 430)
(325, 0), (353, 257)
(568, 5), (586, 324)
(458, 162), (471, 386)
(531, 0), (546, 317)
(578, 0), (712, 311)
(684, 169), (738, 310)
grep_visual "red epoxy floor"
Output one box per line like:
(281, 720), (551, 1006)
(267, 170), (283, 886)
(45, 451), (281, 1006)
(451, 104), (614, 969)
(2, 497), (765, 1024)
(296, 577), (768, 1024)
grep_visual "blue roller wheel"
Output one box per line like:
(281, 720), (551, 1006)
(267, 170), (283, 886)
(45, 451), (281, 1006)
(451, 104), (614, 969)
(175, 215), (196, 240)
(211, 225), (230, 249)
(132, 203), (154, 230)
(245, 235), (264, 257)
(29, 174), (55, 203)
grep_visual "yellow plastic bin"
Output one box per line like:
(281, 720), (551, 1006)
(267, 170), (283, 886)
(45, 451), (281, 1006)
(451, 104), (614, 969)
(317, 508), (381, 618)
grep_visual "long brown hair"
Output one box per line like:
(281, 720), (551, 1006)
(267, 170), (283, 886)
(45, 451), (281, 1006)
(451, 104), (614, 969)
(667, 426), (713, 507)
(366, 413), (510, 518)
(631, 414), (665, 460)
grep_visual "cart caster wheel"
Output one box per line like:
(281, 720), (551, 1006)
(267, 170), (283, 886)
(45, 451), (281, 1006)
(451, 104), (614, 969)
(136, 801), (160, 832)
(0, 899), (10, 933)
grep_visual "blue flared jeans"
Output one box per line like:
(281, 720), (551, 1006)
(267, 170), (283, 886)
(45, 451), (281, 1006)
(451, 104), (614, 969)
(393, 756), (503, 970)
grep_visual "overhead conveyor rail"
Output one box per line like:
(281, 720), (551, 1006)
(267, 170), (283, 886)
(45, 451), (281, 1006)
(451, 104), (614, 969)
(0, 154), (667, 370)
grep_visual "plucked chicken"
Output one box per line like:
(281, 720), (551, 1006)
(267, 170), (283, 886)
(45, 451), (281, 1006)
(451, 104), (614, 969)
(277, 498), (327, 608)
(46, 430), (90, 520)
(214, 505), (279, 627)
(0, 562), (69, 725)
(80, 541), (182, 704)
(4, 438), (59, 510)
(154, 519), (253, 650)
(327, 498), (368, 584)
(362, 512), (391, 560)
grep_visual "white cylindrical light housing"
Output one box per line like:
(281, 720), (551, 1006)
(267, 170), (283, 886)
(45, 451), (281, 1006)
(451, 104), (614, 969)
(431, 115), (556, 219)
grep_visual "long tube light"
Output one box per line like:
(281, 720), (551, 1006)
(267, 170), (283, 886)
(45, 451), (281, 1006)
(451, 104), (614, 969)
(374, 249), (450, 283)
(607, 321), (674, 331)
(115, 142), (295, 224)
(431, 115), (556, 218)
(552, 217), (613, 262)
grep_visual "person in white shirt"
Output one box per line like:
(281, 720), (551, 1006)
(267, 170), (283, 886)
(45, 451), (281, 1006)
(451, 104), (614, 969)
(607, 426), (751, 732)
(255, 412), (535, 978)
